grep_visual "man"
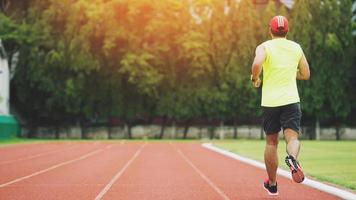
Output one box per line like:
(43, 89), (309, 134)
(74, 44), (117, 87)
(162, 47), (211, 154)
(250, 15), (310, 196)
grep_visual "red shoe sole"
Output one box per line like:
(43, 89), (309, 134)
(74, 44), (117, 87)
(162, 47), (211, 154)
(291, 168), (305, 183)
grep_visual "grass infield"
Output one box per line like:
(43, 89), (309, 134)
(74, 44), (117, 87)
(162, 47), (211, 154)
(214, 140), (356, 191)
(0, 138), (45, 146)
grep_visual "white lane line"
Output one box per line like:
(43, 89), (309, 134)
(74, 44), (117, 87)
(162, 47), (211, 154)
(0, 145), (79, 166)
(177, 148), (231, 200)
(202, 143), (356, 200)
(94, 143), (146, 200)
(0, 148), (104, 188)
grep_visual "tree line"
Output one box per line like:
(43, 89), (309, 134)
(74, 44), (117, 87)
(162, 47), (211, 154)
(0, 0), (355, 139)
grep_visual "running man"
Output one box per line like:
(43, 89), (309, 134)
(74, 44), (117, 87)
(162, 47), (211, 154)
(250, 15), (310, 196)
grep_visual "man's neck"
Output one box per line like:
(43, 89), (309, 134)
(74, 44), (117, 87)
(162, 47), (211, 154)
(272, 36), (286, 40)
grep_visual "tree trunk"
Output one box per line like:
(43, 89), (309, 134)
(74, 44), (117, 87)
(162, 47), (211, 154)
(0, 44), (10, 115)
(183, 119), (190, 139)
(127, 122), (132, 139)
(172, 120), (177, 139)
(55, 127), (60, 139)
(336, 126), (340, 141)
(128, 125), (132, 139)
(233, 117), (238, 139)
(315, 118), (320, 140)
(80, 121), (87, 139)
(107, 122), (112, 139)
(159, 116), (167, 139)
(126, 122), (132, 139)
(219, 120), (224, 140)
(209, 126), (215, 140)
(28, 126), (37, 138)
(248, 126), (251, 139)
(198, 126), (203, 139)
(107, 75), (113, 140)
(66, 127), (70, 139)
(308, 126), (313, 140)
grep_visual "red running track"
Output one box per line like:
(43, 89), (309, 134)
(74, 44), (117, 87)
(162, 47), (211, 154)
(0, 142), (341, 200)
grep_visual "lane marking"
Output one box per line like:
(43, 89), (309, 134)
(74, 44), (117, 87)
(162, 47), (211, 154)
(0, 145), (79, 166)
(202, 143), (356, 200)
(176, 148), (231, 200)
(94, 143), (146, 200)
(0, 147), (105, 188)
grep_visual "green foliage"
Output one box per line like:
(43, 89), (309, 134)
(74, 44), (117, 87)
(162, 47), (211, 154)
(290, 0), (354, 122)
(216, 140), (356, 190)
(0, 0), (354, 128)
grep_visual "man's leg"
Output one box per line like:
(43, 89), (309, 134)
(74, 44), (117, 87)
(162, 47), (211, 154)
(284, 128), (300, 158)
(284, 128), (304, 183)
(281, 103), (302, 158)
(264, 133), (279, 185)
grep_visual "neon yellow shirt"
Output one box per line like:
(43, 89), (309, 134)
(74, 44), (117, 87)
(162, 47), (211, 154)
(261, 38), (303, 107)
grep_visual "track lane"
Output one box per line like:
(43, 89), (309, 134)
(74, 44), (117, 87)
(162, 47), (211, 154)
(0, 148), (103, 188)
(176, 143), (340, 200)
(0, 143), (143, 200)
(94, 143), (146, 200)
(102, 143), (224, 200)
(0, 145), (79, 166)
(176, 148), (230, 200)
(0, 142), (346, 200)
(0, 143), (104, 184)
(0, 143), (75, 163)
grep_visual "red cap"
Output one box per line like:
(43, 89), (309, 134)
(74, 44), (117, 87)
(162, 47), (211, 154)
(269, 15), (289, 34)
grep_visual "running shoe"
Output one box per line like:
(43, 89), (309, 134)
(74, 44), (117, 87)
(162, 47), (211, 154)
(263, 179), (278, 196)
(285, 155), (305, 183)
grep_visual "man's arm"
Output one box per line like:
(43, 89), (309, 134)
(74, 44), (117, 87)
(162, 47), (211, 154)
(251, 44), (266, 87)
(297, 53), (310, 80)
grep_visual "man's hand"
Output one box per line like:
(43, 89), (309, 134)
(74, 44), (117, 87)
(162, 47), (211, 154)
(251, 75), (261, 88)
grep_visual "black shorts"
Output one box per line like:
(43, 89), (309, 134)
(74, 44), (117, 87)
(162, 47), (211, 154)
(262, 103), (301, 135)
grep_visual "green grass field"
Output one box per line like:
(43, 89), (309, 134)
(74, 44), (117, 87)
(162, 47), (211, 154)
(0, 138), (43, 146)
(0, 138), (104, 147)
(214, 140), (356, 191)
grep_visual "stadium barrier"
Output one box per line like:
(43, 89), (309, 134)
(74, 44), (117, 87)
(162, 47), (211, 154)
(18, 125), (356, 140)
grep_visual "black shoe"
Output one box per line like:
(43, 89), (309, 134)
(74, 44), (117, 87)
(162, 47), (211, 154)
(285, 155), (305, 183)
(263, 179), (278, 196)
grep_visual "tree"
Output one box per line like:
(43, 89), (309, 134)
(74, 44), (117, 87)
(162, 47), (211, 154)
(0, 0), (33, 117)
(290, 0), (354, 139)
(351, 0), (356, 127)
(4, 0), (355, 140)
(229, 0), (262, 138)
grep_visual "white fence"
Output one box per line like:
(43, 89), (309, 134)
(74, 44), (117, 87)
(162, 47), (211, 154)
(20, 125), (356, 140)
